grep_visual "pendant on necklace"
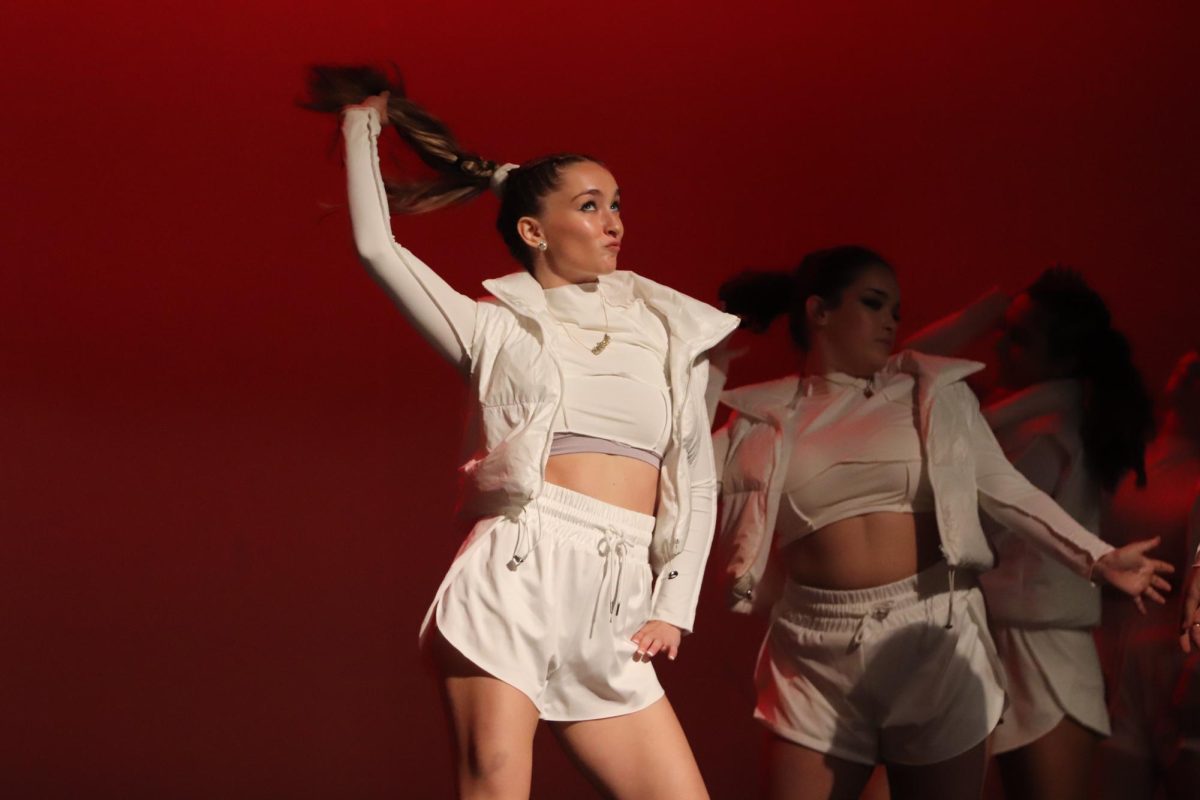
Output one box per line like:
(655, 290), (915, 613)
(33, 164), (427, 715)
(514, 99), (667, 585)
(590, 334), (612, 355)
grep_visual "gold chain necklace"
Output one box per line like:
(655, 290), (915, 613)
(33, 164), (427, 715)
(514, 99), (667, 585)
(548, 292), (612, 355)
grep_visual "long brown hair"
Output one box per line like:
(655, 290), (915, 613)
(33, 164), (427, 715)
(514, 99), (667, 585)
(302, 65), (599, 271)
(1025, 267), (1153, 491)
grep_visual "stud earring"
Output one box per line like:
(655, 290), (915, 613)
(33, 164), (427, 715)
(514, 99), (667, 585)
(537, 241), (548, 252)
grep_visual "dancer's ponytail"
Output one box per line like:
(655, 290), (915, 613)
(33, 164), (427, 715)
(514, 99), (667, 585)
(303, 64), (599, 272)
(1026, 268), (1154, 491)
(302, 64), (501, 214)
(720, 246), (892, 350)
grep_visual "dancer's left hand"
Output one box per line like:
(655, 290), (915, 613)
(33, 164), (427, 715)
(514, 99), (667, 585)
(1094, 536), (1175, 614)
(632, 620), (682, 662)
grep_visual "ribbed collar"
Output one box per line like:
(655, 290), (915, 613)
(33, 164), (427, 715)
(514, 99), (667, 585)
(542, 279), (606, 318)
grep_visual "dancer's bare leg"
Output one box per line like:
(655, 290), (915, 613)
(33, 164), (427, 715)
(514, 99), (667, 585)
(433, 630), (541, 800)
(765, 734), (874, 800)
(551, 696), (709, 799)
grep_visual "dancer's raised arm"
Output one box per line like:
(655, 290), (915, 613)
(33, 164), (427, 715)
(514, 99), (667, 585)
(342, 102), (476, 369)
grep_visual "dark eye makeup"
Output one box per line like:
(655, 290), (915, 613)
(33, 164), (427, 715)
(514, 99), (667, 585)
(861, 295), (900, 321)
(580, 199), (621, 212)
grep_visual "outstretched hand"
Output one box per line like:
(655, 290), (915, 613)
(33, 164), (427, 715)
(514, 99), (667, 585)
(631, 619), (683, 662)
(1094, 536), (1175, 615)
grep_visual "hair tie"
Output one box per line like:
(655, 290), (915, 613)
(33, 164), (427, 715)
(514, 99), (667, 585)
(490, 162), (520, 195)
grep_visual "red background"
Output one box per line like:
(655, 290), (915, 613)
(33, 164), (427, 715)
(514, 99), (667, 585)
(3, 2), (1198, 797)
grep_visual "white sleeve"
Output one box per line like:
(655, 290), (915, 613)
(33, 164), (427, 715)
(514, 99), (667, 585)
(342, 106), (477, 370)
(711, 421), (731, 483)
(902, 286), (1009, 357)
(1005, 434), (1071, 498)
(965, 386), (1114, 576)
(650, 359), (720, 634)
(705, 359), (730, 427)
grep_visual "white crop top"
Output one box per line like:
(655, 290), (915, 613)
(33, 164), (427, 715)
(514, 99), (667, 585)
(777, 371), (935, 546)
(543, 281), (671, 465)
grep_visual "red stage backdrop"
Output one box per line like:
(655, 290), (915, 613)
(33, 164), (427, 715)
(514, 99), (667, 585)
(3, 2), (1198, 797)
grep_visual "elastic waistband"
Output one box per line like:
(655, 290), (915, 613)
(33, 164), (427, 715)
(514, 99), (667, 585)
(534, 482), (655, 545)
(780, 562), (977, 619)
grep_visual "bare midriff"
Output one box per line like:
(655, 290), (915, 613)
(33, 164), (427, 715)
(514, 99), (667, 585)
(545, 453), (660, 516)
(782, 511), (943, 590)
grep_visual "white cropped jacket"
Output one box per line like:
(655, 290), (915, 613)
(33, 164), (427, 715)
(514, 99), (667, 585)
(712, 351), (1115, 614)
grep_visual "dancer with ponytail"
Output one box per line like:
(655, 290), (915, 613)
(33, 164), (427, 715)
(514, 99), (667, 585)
(711, 247), (1172, 800)
(303, 66), (735, 799)
(904, 267), (1156, 800)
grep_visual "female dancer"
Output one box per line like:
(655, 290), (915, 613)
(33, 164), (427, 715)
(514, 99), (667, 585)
(905, 268), (1155, 800)
(1094, 350), (1200, 799)
(304, 66), (736, 799)
(711, 246), (1173, 800)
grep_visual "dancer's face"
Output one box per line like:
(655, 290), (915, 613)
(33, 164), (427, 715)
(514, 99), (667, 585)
(809, 264), (900, 377)
(520, 161), (623, 288)
(995, 292), (1061, 389)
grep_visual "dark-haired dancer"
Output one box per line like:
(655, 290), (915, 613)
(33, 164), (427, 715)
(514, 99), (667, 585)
(1093, 350), (1200, 800)
(304, 68), (735, 799)
(906, 268), (1155, 800)
(711, 247), (1172, 800)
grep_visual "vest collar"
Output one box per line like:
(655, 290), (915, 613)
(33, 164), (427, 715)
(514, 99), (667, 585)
(720, 375), (803, 422)
(720, 349), (985, 423)
(892, 349), (985, 390)
(482, 269), (738, 359)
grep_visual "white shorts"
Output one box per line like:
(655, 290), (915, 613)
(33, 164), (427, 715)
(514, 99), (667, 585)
(989, 625), (1110, 754)
(431, 482), (664, 721)
(755, 564), (1006, 766)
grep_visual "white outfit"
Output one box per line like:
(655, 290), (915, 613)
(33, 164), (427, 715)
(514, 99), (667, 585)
(714, 351), (1116, 764)
(340, 106), (738, 717)
(1097, 435), (1200, 765)
(979, 380), (1112, 752)
(714, 351), (1114, 614)
(775, 371), (935, 546)
(436, 482), (663, 720)
(757, 563), (1004, 765)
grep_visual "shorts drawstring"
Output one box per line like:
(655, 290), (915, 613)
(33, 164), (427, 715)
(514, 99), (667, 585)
(944, 566), (956, 629)
(590, 526), (629, 638)
(507, 503), (546, 571)
(849, 600), (894, 650)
